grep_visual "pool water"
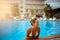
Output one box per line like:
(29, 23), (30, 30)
(0, 20), (60, 40)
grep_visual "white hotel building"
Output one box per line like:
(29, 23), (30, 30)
(0, 0), (46, 20)
(20, 0), (46, 19)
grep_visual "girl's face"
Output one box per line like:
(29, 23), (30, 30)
(34, 20), (39, 27)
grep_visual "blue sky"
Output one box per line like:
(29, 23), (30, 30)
(45, 0), (60, 9)
(45, 0), (60, 3)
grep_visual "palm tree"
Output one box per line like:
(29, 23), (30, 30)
(44, 4), (53, 19)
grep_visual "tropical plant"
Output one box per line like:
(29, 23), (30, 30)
(11, 3), (20, 17)
(30, 9), (35, 16)
(44, 4), (53, 19)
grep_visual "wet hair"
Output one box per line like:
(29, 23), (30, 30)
(30, 18), (37, 26)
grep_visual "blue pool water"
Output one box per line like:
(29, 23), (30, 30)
(0, 20), (60, 40)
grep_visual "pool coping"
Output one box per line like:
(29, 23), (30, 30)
(25, 34), (60, 40)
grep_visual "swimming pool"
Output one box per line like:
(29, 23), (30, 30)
(0, 20), (60, 40)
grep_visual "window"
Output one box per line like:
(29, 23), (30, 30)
(26, 9), (28, 12)
(36, 10), (38, 13)
(21, 6), (23, 8)
(21, 10), (23, 13)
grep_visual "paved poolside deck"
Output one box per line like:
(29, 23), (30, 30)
(25, 34), (60, 40)
(25, 38), (60, 40)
